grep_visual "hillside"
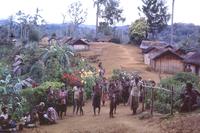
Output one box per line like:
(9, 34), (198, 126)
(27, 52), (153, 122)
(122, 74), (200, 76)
(80, 42), (171, 82)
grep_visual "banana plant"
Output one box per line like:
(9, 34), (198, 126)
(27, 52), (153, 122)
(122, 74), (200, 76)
(41, 43), (74, 69)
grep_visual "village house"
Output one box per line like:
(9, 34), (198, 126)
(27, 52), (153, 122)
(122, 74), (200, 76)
(140, 40), (167, 53)
(69, 39), (90, 51)
(143, 47), (159, 65)
(59, 36), (73, 45)
(174, 48), (187, 56)
(184, 52), (200, 76)
(143, 45), (175, 65)
(150, 49), (184, 73)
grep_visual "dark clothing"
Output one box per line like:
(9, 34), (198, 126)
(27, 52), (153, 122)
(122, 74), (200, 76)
(92, 85), (102, 108)
(92, 85), (102, 115)
(181, 89), (200, 112)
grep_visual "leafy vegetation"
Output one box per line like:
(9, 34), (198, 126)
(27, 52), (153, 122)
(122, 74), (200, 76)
(139, 0), (170, 39)
(154, 72), (200, 114)
(67, 1), (88, 37)
(129, 18), (148, 45)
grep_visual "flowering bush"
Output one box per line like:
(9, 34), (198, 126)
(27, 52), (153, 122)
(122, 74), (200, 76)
(62, 73), (81, 86)
(80, 70), (96, 99)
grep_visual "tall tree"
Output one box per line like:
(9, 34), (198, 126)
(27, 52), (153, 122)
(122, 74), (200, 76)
(101, 0), (125, 25)
(93, 0), (106, 38)
(94, 0), (125, 37)
(67, 1), (88, 37)
(170, 0), (175, 45)
(129, 17), (149, 45)
(16, 8), (45, 42)
(139, 0), (170, 39)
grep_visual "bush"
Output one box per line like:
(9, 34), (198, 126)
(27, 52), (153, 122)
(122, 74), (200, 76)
(83, 76), (96, 99)
(173, 72), (200, 88)
(155, 72), (200, 114)
(21, 81), (64, 109)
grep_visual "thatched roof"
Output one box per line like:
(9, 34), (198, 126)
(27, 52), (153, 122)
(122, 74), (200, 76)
(164, 45), (174, 49)
(174, 48), (187, 55)
(152, 49), (184, 60)
(60, 36), (73, 45)
(143, 47), (157, 54)
(70, 39), (89, 46)
(184, 52), (200, 66)
(140, 40), (167, 49)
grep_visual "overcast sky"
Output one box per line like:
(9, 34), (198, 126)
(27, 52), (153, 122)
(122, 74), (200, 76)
(0, 0), (199, 25)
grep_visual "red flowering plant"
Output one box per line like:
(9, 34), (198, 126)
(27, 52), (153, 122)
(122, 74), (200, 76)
(61, 72), (81, 86)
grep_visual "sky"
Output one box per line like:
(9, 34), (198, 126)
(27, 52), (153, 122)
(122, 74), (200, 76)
(0, 0), (200, 25)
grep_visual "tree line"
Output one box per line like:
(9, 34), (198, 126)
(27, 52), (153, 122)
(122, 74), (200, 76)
(0, 0), (200, 49)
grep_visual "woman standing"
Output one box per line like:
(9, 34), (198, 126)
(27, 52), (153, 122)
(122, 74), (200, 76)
(130, 78), (140, 115)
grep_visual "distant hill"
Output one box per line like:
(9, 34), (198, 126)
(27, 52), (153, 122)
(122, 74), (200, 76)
(1, 18), (200, 48)
(0, 19), (9, 25)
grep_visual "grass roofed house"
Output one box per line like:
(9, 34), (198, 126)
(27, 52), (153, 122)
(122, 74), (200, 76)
(69, 39), (90, 51)
(140, 40), (167, 53)
(143, 45), (175, 65)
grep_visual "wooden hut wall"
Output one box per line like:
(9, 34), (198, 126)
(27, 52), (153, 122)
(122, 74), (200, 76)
(153, 54), (184, 73)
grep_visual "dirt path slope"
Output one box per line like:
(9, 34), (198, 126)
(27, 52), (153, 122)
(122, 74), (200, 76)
(23, 42), (167, 133)
(81, 42), (171, 82)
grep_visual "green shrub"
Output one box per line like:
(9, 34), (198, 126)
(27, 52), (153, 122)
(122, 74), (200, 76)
(155, 72), (200, 114)
(83, 76), (96, 99)
(21, 81), (64, 109)
(173, 72), (200, 88)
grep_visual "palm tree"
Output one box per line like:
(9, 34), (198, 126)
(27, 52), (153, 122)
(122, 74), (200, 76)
(170, 0), (175, 45)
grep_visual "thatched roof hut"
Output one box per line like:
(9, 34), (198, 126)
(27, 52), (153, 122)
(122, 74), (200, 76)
(69, 39), (90, 51)
(140, 40), (167, 52)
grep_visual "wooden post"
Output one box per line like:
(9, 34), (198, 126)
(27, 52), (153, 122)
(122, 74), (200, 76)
(151, 87), (154, 116)
(170, 86), (174, 115)
(142, 86), (145, 112)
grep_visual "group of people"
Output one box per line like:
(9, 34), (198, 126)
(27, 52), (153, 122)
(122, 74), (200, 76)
(0, 107), (17, 131)
(1, 62), (200, 131)
(92, 62), (146, 118)
(91, 74), (145, 118)
(0, 84), (86, 131)
(36, 84), (86, 126)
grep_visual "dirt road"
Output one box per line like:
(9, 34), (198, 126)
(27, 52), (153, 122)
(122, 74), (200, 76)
(81, 42), (170, 82)
(23, 42), (166, 133)
(23, 101), (161, 133)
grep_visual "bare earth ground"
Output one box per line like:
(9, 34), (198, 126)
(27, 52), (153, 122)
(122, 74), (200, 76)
(80, 42), (171, 83)
(23, 102), (161, 133)
(23, 42), (172, 133)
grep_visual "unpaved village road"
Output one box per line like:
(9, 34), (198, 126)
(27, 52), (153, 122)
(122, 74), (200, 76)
(81, 42), (170, 82)
(23, 42), (167, 133)
(23, 102), (161, 133)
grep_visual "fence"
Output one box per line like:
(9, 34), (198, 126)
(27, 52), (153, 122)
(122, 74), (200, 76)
(141, 84), (174, 116)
